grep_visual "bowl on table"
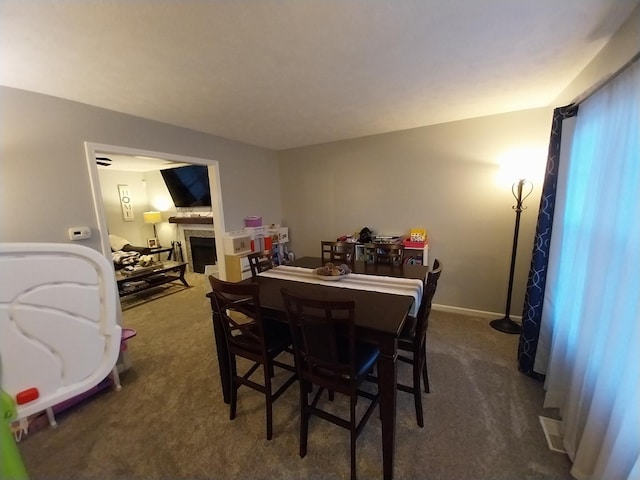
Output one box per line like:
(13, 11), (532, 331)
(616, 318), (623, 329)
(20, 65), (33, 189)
(312, 263), (351, 281)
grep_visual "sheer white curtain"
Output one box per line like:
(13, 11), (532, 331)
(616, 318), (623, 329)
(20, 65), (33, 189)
(542, 59), (640, 480)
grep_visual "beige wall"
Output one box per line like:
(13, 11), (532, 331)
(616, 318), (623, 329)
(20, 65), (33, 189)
(98, 169), (154, 248)
(2, 6), (637, 315)
(278, 108), (553, 315)
(554, 4), (640, 105)
(276, 5), (640, 316)
(0, 87), (282, 255)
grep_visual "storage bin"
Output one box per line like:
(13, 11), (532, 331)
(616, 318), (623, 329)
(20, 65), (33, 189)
(403, 239), (426, 248)
(244, 216), (262, 227)
(120, 328), (137, 352)
(223, 234), (252, 255)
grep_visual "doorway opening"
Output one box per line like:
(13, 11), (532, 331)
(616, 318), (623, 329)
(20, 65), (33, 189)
(84, 142), (227, 282)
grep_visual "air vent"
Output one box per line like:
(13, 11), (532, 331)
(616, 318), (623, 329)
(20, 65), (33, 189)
(539, 416), (567, 453)
(96, 157), (112, 167)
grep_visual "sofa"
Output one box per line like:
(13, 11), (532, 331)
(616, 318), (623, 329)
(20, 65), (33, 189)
(109, 235), (151, 269)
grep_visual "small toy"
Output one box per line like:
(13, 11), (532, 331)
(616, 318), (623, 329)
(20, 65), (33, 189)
(1, 387), (28, 479)
(410, 228), (427, 242)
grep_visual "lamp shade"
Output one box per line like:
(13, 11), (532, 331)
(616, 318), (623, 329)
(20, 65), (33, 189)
(143, 211), (162, 224)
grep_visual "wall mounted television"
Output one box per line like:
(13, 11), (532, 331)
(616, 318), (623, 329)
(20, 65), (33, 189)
(160, 165), (211, 208)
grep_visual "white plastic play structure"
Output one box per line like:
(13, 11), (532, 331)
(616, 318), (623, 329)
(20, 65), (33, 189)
(0, 243), (122, 422)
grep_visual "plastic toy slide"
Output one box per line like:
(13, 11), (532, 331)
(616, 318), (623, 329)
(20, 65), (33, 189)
(0, 242), (122, 477)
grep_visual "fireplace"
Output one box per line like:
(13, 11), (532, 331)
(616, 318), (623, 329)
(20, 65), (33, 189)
(190, 237), (216, 274)
(183, 229), (216, 273)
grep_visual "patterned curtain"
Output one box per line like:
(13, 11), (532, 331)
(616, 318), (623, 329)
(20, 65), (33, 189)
(517, 104), (579, 378)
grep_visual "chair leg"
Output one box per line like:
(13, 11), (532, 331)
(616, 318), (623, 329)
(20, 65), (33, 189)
(422, 361), (430, 393)
(300, 386), (309, 458)
(350, 395), (357, 480)
(229, 356), (238, 420)
(422, 346), (430, 393)
(264, 363), (274, 440)
(413, 355), (424, 428)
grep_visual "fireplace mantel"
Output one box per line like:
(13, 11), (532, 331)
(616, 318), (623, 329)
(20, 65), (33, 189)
(169, 216), (213, 225)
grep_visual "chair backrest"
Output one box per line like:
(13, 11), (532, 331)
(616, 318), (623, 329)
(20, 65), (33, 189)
(363, 243), (405, 265)
(413, 259), (442, 341)
(282, 289), (357, 392)
(247, 249), (275, 276)
(321, 241), (355, 266)
(208, 275), (267, 358)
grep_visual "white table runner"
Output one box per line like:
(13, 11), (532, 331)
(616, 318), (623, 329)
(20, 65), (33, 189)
(258, 265), (423, 316)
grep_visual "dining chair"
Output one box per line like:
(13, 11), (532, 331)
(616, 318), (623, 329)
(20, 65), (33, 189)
(247, 249), (276, 276)
(320, 241), (356, 266)
(363, 242), (405, 265)
(281, 289), (380, 480)
(208, 275), (297, 440)
(396, 258), (442, 427)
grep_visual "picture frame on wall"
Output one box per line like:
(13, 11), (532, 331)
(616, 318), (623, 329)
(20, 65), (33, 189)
(117, 184), (134, 222)
(147, 238), (158, 248)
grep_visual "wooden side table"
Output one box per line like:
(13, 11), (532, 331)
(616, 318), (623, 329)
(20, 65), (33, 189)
(148, 246), (174, 261)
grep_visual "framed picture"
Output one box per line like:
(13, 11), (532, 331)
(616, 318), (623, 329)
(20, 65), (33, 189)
(117, 184), (134, 222)
(147, 238), (158, 248)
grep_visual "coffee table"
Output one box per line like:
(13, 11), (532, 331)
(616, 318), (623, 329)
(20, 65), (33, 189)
(115, 261), (189, 298)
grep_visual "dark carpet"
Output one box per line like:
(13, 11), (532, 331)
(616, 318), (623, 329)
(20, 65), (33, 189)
(17, 273), (572, 479)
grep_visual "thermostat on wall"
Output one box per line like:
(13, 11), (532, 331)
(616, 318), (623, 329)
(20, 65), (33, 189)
(68, 227), (91, 240)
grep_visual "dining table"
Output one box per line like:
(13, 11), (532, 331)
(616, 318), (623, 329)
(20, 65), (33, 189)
(206, 256), (429, 480)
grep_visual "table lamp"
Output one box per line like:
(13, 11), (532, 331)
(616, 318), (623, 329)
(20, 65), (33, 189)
(143, 211), (162, 245)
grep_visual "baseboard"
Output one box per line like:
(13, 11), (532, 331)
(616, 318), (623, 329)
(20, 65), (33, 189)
(432, 303), (523, 321)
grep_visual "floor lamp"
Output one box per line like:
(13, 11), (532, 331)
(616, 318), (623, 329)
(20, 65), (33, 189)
(490, 178), (533, 334)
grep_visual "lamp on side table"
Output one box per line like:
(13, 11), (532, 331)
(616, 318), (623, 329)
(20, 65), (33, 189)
(143, 211), (162, 246)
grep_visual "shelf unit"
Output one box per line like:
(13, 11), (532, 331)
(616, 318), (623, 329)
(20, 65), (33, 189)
(223, 226), (290, 282)
(403, 241), (429, 266)
(225, 254), (252, 282)
(267, 227), (289, 264)
(354, 241), (428, 265)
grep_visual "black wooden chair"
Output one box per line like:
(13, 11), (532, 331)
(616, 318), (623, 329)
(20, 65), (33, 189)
(396, 258), (442, 427)
(321, 241), (356, 266)
(247, 249), (276, 276)
(208, 276), (297, 440)
(363, 242), (405, 265)
(281, 289), (380, 480)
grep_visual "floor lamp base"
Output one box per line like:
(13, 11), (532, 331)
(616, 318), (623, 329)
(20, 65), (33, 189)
(490, 317), (522, 334)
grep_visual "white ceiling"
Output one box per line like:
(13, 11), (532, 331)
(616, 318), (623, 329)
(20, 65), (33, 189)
(1, 1), (638, 151)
